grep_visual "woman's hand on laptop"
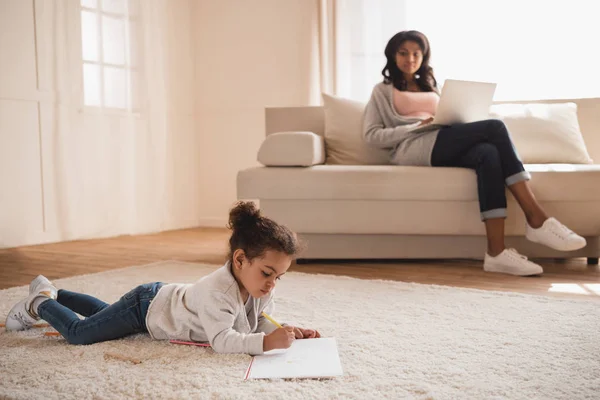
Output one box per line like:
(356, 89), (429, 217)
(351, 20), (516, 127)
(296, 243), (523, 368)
(418, 116), (434, 126)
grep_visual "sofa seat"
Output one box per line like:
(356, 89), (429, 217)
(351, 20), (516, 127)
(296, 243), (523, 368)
(237, 164), (600, 236)
(239, 164), (600, 202)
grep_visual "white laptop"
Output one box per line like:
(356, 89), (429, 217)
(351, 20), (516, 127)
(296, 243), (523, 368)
(410, 79), (497, 133)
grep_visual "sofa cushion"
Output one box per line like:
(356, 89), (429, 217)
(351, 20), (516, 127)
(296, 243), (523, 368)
(257, 131), (325, 166)
(490, 102), (593, 164)
(237, 164), (600, 202)
(322, 93), (390, 165)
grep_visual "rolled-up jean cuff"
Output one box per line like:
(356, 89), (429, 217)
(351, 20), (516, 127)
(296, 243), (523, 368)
(481, 208), (507, 221)
(505, 171), (531, 186)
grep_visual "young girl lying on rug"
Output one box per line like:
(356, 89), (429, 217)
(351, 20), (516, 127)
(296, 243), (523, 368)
(5, 201), (320, 354)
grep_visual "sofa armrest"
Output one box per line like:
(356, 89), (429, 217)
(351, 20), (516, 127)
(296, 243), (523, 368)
(257, 131), (325, 166)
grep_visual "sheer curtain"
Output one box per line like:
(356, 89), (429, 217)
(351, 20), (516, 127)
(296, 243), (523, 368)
(34, 0), (199, 243)
(334, 0), (600, 102)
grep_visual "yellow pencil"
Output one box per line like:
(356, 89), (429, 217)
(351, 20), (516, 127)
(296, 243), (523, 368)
(261, 311), (283, 328)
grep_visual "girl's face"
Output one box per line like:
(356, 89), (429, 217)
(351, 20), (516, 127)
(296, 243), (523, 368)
(233, 249), (292, 299)
(395, 40), (424, 77)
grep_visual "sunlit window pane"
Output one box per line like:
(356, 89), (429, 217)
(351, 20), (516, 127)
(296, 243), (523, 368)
(337, 0), (600, 101)
(102, 16), (126, 65)
(104, 67), (127, 109)
(83, 63), (102, 106)
(403, 0), (600, 100)
(101, 0), (126, 14)
(80, 0), (138, 111)
(81, 11), (99, 62)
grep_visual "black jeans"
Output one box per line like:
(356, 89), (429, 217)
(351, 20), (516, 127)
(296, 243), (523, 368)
(430, 119), (530, 220)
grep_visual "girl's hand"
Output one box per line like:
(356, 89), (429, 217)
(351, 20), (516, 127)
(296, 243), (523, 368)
(291, 326), (321, 339)
(418, 116), (434, 126)
(264, 326), (295, 351)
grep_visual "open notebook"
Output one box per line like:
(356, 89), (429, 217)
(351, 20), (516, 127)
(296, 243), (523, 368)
(244, 337), (343, 380)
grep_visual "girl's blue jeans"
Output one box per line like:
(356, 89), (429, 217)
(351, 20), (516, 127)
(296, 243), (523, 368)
(37, 282), (164, 345)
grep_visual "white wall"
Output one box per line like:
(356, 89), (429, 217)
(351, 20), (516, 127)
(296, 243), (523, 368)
(0, 1), (47, 248)
(0, 0), (202, 248)
(193, 0), (320, 226)
(0, 0), (320, 248)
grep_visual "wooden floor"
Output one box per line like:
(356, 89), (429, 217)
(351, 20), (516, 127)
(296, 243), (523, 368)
(1, 228), (599, 301)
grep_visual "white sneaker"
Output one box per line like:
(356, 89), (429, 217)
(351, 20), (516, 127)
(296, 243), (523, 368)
(5, 297), (40, 331)
(5, 276), (57, 331)
(484, 248), (544, 276)
(29, 275), (57, 298)
(526, 217), (587, 251)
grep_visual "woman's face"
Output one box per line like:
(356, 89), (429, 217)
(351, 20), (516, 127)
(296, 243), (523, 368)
(395, 40), (424, 77)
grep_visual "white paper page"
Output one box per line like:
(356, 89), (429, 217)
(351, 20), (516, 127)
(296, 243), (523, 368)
(245, 337), (343, 380)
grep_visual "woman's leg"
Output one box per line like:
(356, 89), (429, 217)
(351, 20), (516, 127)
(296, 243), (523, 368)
(507, 181), (548, 228)
(434, 141), (507, 255)
(431, 119), (585, 257)
(431, 119), (527, 179)
(485, 218), (506, 257)
(37, 283), (161, 345)
(431, 132), (543, 275)
(432, 124), (512, 220)
(431, 119), (560, 228)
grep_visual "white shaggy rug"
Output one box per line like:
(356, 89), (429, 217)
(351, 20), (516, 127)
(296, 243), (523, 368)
(1, 261), (599, 400)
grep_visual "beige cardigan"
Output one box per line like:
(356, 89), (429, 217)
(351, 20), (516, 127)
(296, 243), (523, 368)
(363, 81), (441, 166)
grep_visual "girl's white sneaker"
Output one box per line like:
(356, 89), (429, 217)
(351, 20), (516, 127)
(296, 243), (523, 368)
(5, 296), (39, 331)
(29, 275), (57, 298)
(5, 275), (58, 331)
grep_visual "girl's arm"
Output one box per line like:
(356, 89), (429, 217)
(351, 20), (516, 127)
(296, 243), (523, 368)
(256, 299), (278, 335)
(257, 299), (320, 340)
(202, 291), (266, 355)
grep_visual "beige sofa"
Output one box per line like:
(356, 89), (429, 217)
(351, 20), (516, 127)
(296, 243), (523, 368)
(237, 98), (600, 264)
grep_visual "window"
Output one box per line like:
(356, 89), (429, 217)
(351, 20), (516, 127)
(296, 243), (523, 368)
(337, 0), (600, 102)
(80, 0), (139, 111)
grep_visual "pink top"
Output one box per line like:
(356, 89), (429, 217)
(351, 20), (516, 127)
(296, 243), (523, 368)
(393, 89), (439, 118)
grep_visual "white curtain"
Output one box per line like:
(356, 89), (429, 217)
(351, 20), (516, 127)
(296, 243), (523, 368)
(333, 0), (600, 102)
(318, 0), (338, 96)
(35, 0), (199, 243)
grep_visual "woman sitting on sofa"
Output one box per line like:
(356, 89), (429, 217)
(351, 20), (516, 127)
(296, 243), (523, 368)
(362, 30), (586, 276)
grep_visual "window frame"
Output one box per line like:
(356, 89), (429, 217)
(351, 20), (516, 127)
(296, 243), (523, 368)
(77, 0), (140, 115)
